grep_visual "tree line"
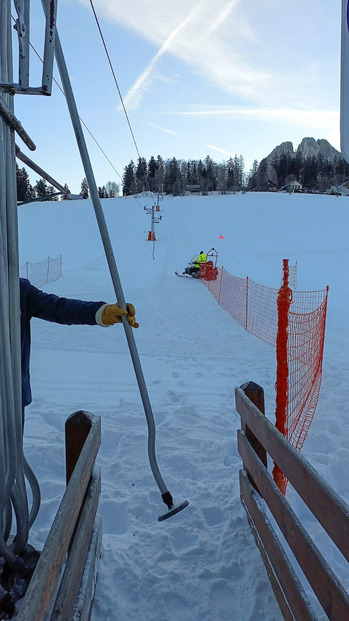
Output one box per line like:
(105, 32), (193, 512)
(17, 148), (349, 202)
(251, 152), (349, 192)
(16, 165), (119, 202)
(122, 151), (349, 195)
(122, 154), (246, 196)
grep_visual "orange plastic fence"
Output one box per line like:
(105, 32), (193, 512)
(201, 262), (328, 494)
(19, 255), (63, 288)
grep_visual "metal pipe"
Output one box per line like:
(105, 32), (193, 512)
(4, 1), (30, 553)
(43, 3), (170, 500)
(0, 96), (36, 150)
(41, 0), (57, 95)
(16, 144), (69, 194)
(14, 0), (30, 89)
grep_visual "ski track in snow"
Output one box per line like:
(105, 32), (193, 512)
(18, 192), (349, 621)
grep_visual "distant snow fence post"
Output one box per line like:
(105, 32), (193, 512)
(17, 411), (102, 621)
(235, 382), (349, 621)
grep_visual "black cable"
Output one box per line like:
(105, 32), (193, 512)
(89, 0), (142, 162)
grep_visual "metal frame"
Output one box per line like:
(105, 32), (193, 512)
(0, 0), (57, 95)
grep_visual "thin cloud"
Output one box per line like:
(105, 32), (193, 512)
(171, 106), (339, 126)
(144, 122), (178, 136)
(122, 4), (201, 110)
(88, 0), (272, 106)
(206, 144), (235, 158)
(81, 1), (338, 114)
(205, 1), (238, 36)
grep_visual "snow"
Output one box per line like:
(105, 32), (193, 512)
(18, 192), (349, 620)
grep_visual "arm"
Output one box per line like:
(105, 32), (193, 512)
(20, 278), (106, 326)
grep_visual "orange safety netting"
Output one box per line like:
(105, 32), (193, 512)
(201, 262), (328, 494)
(19, 255), (63, 288)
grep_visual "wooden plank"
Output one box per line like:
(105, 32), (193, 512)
(17, 416), (101, 621)
(50, 468), (101, 620)
(240, 382), (267, 495)
(240, 470), (318, 621)
(244, 509), (296, 621)
(239, 431), (349, 620)
(72, 515), (102, 621)
(66, 411), (93, 484)
(235, 387), (349, 563)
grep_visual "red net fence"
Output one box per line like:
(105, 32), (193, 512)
(201, 261), (328, 494)
(19, 255), (63, 288)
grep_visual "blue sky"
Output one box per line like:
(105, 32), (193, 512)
(12, 0), (341, 193)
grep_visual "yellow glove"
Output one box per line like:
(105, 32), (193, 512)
(102, 303), (139, 328)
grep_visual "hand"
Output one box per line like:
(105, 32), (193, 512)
(102, 303), (139, 328)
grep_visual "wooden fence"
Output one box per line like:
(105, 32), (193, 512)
(235, 381), (349, 621)
(17, 411), (101, 621)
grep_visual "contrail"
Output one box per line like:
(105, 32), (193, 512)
(206, 0), (237, 36)
(123, 3), (201, 109)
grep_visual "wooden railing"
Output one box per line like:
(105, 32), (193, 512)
(235, 381), (349, 621)
(17, 411), (101, 621)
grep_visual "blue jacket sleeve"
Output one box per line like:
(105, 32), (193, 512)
(20, 278), (106, 325)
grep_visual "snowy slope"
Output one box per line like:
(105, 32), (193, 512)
(18, 192), (349, 620)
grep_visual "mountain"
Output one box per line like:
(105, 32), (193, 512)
(266, 137), (340, 164)
(250, 137), (344, 191)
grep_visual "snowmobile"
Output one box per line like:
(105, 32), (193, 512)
(175, 248), (219, 280)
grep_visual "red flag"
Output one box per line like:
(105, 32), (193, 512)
(219, 235), (224, 239)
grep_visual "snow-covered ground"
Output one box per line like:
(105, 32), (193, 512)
(18, 192), (349, 620)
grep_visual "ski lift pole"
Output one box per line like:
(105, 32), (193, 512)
(48, 17), (188, 521)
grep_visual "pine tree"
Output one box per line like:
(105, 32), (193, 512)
(35, 178), (49, 198)
(226, 158), (235, 190)
(147, 156), (157, 191)
(216, 162), (227, 193)
(16, 165), (35, 202)
(136, 157), (147, 193)
(204, 155), (216, 191)
(155, 155), (164, 192)
(239, 155), (245, 188)
(98, 186), (107, 198)
(122, 161), (136, 196)
(233, 155), (243, 190)
(164, 157), (182, 195)
(47, 185), (58, 200)
(80, 178), (89, 199)
(105, 181), (119, 198)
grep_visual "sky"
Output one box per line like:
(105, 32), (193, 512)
(16, 191), (349, 620)
(10, 0), (342, 193)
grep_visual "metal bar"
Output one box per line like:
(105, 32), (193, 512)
(0, 0), (42, 559)
(41, 0), (57, 95)
(43, 2), (170, 500)
(4, 5), (30, 553)
(0, 96), (36, 150)
(14, 0), (30, 89)
(16, 144), (68, 194)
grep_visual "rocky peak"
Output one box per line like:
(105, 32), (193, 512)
(296, 137), (340, 161)
(249, 136), (344, 190)
(266, 141), (294, 163)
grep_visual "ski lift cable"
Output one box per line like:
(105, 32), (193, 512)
(88, 0), (141, 162)
(11, 14), (123, 183)
(46, 6), (188, 521)
(87, 1), (160, 240)
(88, 1), (153, 198)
